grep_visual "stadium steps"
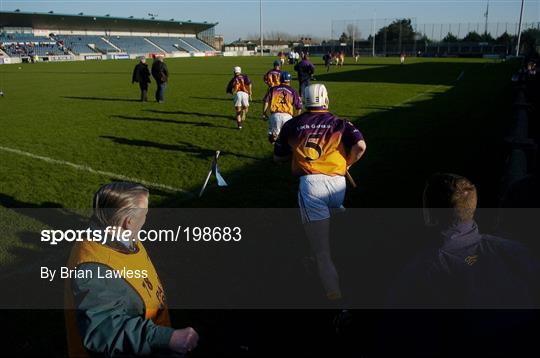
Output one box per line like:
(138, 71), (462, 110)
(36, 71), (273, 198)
(177, 38), (199, 52)
(143, 38), (167, 53)
(100, 37), (122, 52)
(73, 44), (98, 55)
(173, 43), (190, 52)
(85, 44), (99, 54)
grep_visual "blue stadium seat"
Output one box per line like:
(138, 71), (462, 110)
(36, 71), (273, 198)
(0, 33), (65, 57)
(106, 36), (162, 54)
(54, 35), (117, 54)
(146, 37), (190, 53)
(180, 37), (215, 52)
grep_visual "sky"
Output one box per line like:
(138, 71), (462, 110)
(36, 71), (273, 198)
(1, 0), (539, 41)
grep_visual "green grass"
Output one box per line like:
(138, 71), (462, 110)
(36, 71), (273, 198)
(0, 56), (516, 265)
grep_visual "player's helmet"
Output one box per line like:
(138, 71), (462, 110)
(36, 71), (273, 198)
(280, 71), (292, 82)
(233, 66), (242, 74)
(303, 84), (329, 108)
(273, 60), (281, 67)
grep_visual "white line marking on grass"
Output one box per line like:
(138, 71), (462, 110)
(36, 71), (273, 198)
(394, 84), (446, 107)
(395, 69), (465, 107)
(0, 145), (191, 195)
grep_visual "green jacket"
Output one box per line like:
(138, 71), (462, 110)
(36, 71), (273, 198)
(69, 262), (174, 356)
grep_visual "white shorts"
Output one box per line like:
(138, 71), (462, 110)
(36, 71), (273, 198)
(298, 174), (346, 223)
(268, 112), (293, 137)
(233, 92), (250, 108)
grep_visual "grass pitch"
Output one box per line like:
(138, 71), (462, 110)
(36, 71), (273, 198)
(0, 56), (514, 209)
(0, 55), (520, 355)
(0, 56), (516, 264)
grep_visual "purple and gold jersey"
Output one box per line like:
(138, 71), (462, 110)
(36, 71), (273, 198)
(263, 84), (302, 116)
(226, 74), (252, 94)
(264, 69), (282, 87)
(274, 110), (364, 177)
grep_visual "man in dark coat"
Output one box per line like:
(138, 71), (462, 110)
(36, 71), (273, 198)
(151, 55), (169, 103)
(132, 56), (151, 102)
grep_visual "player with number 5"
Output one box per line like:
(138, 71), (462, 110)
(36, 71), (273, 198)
(273, 83), (366, 303)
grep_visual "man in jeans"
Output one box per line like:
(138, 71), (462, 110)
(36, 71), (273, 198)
(151, 55), (169, 103)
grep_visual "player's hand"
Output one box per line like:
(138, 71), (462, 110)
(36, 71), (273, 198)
(263, 114), (269, 121)
(249, 95), (252, 101)
(169, 327), (199, 354)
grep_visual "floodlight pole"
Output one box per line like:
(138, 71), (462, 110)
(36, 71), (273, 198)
(352, 22), (355, 58)
(515, 0), (525, 56)
(372, 12), (376, 57)
(484, 0), (490, 35)
(260, 0), (264, 56)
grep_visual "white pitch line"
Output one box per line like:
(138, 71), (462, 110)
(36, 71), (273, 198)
(394, 84), (446, 107)
(0, 145), (191, 195)
(395, 69), (465, 108)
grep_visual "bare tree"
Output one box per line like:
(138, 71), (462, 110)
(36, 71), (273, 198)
(346, 24), (361, 42)
(245, 32), (326, 44)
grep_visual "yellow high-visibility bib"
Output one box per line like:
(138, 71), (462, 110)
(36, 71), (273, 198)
(64, 240), (170, 357)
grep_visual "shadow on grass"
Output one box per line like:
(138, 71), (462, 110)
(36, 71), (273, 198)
(189, 96), (263, 104)
(0, 59), (532, 358)
(190, 96), (233, 102)
(0, 194), (89, 315)
(100, 135), (262, 161)
(111, 114), (235, 129)
(160, 59), (514, 209)
(0, 194), (86, 356)
(62, 96), (141, 102)
(316, 61), (485, 85)
(145, 109), (234, 119)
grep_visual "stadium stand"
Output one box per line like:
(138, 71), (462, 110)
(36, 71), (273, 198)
(53, 35), (119, 54)
(0, 11), (218, 58)
(0, 33), (65, 57)
(146, 37), (190, 53)
(106, 36), (162, 54)
(54, 35), (100, 54)
(79, 36), (118, 53)
(180, 37), (215, 52)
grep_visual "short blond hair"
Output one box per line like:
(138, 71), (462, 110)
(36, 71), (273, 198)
(91, 182), (149, 228)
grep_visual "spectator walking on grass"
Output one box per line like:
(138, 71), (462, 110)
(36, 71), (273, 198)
(132, 56), (151, 102)
(151, 54), (169, 103)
